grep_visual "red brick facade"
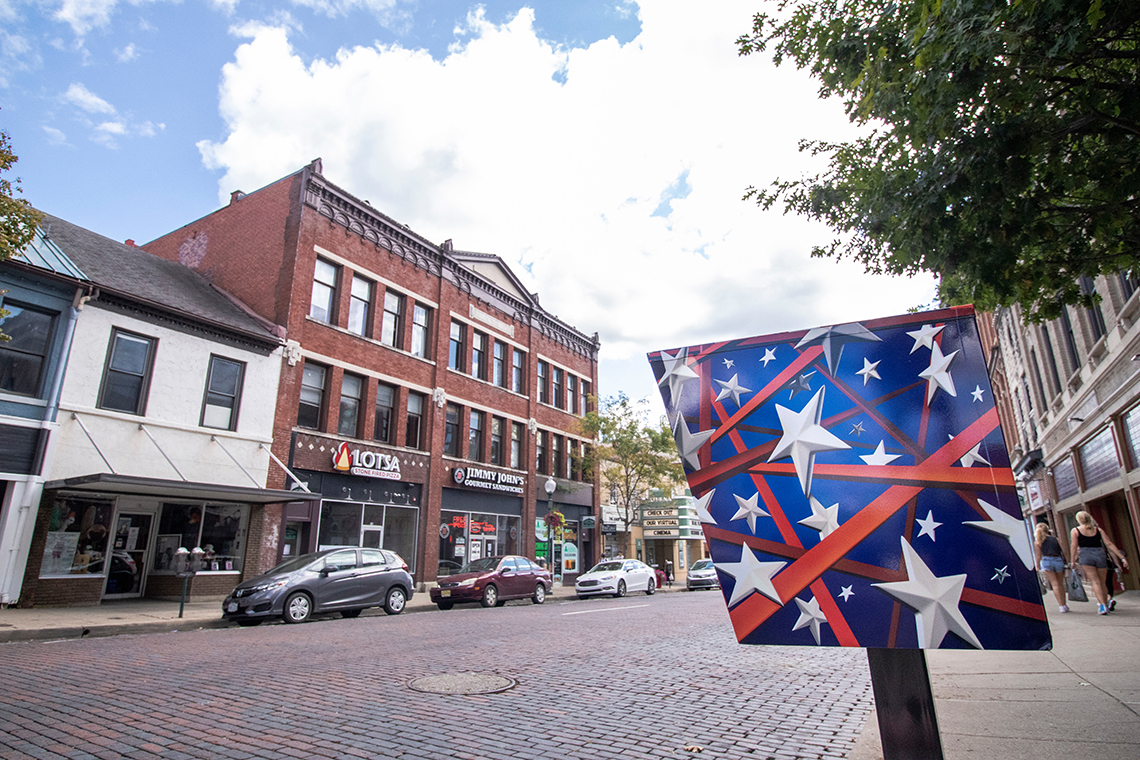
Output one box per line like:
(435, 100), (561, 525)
(144, 160), (600, 584)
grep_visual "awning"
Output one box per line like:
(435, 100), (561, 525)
(44, 473), (322, 504)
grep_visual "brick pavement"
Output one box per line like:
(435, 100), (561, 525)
(0, 591), (873, 760)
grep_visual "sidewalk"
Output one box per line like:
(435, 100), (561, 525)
(849, 590), (1140, 760)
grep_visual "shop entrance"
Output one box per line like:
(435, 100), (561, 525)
(104, 506), (156, 599)
(362, 526), (384, 549)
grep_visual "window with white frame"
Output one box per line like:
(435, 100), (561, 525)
(201, 355), (245, 430)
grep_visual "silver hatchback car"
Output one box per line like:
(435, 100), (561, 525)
(223, 547), (414, 626)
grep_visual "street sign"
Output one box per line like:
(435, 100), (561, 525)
(648, 306), (1050, 652)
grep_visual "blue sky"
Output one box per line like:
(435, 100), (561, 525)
(1, 1), (936, 415)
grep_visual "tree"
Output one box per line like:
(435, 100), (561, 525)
(1, 123), (43, 340)
(738, 0), (1140, 320)
(577, 394), (685, 557)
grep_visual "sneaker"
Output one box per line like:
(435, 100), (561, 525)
(1059, 605), (1069, 613)
(1098, 603), (1108, 615)
(1109, 599), (1117, 612)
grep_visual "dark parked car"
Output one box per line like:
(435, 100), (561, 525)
(223, 547), (413, 626)
(430, 555), (551, 609)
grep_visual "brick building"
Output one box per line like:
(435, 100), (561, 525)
(143, 159), (601, 585)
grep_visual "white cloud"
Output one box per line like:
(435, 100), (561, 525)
(63, 81), (116, 113)
(53, 0), (121, 36)
(43, 125), (69, 144)
(114, 42), (138, 61)
(0, 30), (41, 87)
(200, 1), (936, 402)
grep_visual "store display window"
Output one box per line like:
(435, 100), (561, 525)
(154, 503), (248, 573)
(317, 500), (420, 572)
(437, 511), (519, 576)
(40, 497), (115, 577)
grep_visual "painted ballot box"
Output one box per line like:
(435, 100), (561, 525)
(648, 306), (1051, 653)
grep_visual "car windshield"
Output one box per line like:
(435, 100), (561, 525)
(264, 553), (323, 575)
(691, 559), (714, 571)
(589, 561), (623, 573)
(458, 557), (502, 574)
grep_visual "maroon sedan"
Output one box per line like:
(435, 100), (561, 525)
(431, 555), (552, 610)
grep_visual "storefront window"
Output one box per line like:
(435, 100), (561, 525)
(317, 500), (419, 572)
(156, 503), (247, 572)
(438, 511), (519, 575)
(40, 497), (114, 577)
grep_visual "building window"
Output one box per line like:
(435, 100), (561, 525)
(1080, 427), (1118, 489)
(1079, 275), (1107, 341)
(98, 329), (157, 415)
(339, 374), (364, 437)
(310, 258), (338, 323)
(1040, 326), (1062, 396)
(490, 417), (504, 465)
(0, 301), (55, 397)
(468, 410), (484, 461)
(579, 380), (590, 414)
(552, 434), (564, 478)
(471, 332), (487, 380)
(381, 290), (404, 348)
(493, 342), (506, 387)
(511, 349), (524, 393)
(536, 430), (547, 474)
(348, 275), (372, 337)
(298, 363), (327, 430)
(411, 303), (430, 358)
(1053, 456), (1079, 500)
(537, 361), (548, 404)
(552, 368), (564, 409)
(406, 392), (425, 450)
(1057, 308), (1080, 374)
(39, 496), (114, 577)
(156, 502), (249, 572)
(1119, 270), (1140, 302)
(201, 355), (245, 430)
(511, 421), (523, 469)
(568, 376), (578, 414)
(449, 321), (465, 371)
(444, 403), (460, 456)
(374, 383), (396, 443)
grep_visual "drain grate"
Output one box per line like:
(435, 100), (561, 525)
(407, 672), (516, 695)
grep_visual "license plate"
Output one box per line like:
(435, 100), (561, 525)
(226, 602), (238, 613)
(441, 590), (450, 597)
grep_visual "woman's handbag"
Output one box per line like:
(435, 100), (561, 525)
(1067, 569), (1089, 603)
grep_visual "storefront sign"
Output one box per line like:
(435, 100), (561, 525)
(646, 528), (679, 537)
(582, 516), (596, 529)
(451, 466), (525, 494)
(602, 523), (618, 534)
(1027, 480), (1044, 511)
(642, 507), (678, 518)
(643, 518), (679, 528)
(333, 442), (401, 480)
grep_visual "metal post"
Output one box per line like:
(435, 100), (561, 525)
(866, 648), (945, 760)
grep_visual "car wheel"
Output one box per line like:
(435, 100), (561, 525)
(646, 578), (656, 596)
(481, 584), (499, 608)
(384, 587), (407, 615)
(613, 580), (626, 598)
(532, 584), (546, 604)
(340, 609), (362, 619)
(235, 618), (262, 627)
(436, 601), (454, 610)
(283, 592), (312, 624)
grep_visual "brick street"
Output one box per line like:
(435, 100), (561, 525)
(1, 591), (872, 760)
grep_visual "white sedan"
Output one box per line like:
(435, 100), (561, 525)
(575, 559), (657, 598)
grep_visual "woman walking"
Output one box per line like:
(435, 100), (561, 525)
(1035, 523), (1069, 613)
(1069, 511), (1130, 615)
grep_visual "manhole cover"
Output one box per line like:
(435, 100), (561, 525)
(407, 672), (516, 695)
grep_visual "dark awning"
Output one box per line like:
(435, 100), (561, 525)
(44, 473), (322, 504)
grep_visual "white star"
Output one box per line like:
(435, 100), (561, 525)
(768, 387), (850, 497)
(971, 385), (985, 402)
(693, 489), (717, 525)
(730, 493), (770, 534)
(760, 348), (777, 367)
(850, 421), (865, 436)
(715, 373), (752, 407)
(718, 546), (786, 607)
(873, 537), (984, 649)
(958, 442), (991, 468)
(795, 322), (882, 375)
(657, 348), (699, 403)
(792, 595), (829, 645)
(672, 413), (715, 471)
(906, 323), (945, 354)
(838, 586), (855, 602)
(992, 566), (1010, 584)
(856, 357), (881, 387)
(860, 440), (901, 466)
(916, 510), (942, 541)
(723, 358), (735, 369)
(963, 499), (1036, 570)
(798, 496), (840, 540)
(919, 342), (959, 402)
(783, 371), (815, 400)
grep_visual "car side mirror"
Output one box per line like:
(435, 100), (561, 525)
(319, 566), (332, 577)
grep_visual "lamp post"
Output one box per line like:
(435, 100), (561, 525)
(544, 475), (557, 585)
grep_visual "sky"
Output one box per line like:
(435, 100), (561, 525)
(1, 0), (938, 418)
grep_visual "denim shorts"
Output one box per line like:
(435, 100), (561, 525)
(1040, 556), (1065, 573)
(1079, 547), (1108, 569)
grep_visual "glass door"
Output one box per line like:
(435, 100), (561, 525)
(104, 508), (155, 598)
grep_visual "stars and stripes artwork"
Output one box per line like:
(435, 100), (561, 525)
(648, 306), (1051, 650)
